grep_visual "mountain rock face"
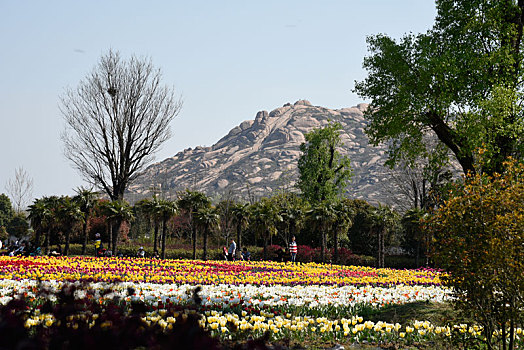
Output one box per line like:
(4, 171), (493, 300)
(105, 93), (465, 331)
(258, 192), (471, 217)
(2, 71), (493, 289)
(128, 100), (395, 204)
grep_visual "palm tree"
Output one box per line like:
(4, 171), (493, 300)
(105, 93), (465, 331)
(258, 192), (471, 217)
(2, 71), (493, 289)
(332, 199), (354, 264)
(99, 200), (134, 256)
(73, 187), (99, 255)
(138, 196), (163, 252)
(231, 202), (250, 253)
(309, 201), (337, 263)
(57, 196), (84, 256)
(371, 204), (399, 268)
(274, 193), (308, 247)
(28, 198), (51, 249)
(177, 190), (211, 259)
(216, 198), (236, 243)
(157, 199), (177, 259)
(401, 208), (425, 267)
(28, 196), (61, 255)
(195, 206), (220, 260)
(250, 198), (282, 260)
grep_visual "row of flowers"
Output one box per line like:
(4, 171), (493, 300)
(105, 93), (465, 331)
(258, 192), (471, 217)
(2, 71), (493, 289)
(0, 279), (452, 312)
(21, 306), (523, 347)
(0, 256), (442, 286)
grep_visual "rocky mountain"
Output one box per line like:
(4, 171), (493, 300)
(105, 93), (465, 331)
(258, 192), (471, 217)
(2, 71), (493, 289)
(128, 100), (396, 205)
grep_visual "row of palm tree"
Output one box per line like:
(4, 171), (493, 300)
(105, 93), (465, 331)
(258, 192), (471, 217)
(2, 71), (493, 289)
(26, 188), (403, 266)
(28, 188), (135, 256)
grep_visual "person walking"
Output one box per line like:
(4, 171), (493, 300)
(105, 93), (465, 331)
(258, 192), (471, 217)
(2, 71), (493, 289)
(228, 239), (236, 261)
(289, 236), (298, 263)
(94, 233), (102, 257)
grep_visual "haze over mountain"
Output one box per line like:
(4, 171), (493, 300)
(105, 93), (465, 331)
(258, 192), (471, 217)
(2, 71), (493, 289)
(128, 100), (395, 204)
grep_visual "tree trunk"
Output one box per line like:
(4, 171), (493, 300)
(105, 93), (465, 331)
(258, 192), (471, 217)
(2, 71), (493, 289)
(153, 221), (159, 253)
(415, 242), (420, 268)
(380, 229), (385, 268)
(35, 229), (42, 249)
(161, 218), (167, 259)
(236, 223), (242, 255)
(192, 225), (197, 259)
(107, 221), (112, 252)
(263, 231), (268, 260)
(112, 220), (120, 256)
(81, 220), (88, 255)
(376, 229), (381, 268)
(333, 229), (339, 265)
(64, 227), (71, 256)
(44, 230), (50, 255)
(321, 226), (326, 264)
(203, 226), (208, 261)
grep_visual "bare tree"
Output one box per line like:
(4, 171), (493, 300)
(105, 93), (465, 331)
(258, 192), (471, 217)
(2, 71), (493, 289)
(5, 166), (34, 213)
(60, 50), (182, 200)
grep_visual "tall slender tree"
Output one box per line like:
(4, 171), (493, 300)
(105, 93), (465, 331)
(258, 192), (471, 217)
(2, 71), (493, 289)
(73, 187), (99, 255)
(332, 199), (354, 264)
(195, 206), (220, 261)
(177, 190), (211, 259)
(57, 196), (84, 256)
(308, 201), (337, 264)
(250, 198), (282, 260)
(370, 204), (399, 268)
(231, 202), (250, 254)
(98, 200), (134, 255)
(297, 122), (352, 204)
(158, 199), (177, 259)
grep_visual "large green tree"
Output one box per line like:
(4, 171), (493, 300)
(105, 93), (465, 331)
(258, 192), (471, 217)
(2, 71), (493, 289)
(297, 122), (352, 204)
(6, 212), (29, 240)
(354, 0), (524, 175)
(0, 194), (13, 230)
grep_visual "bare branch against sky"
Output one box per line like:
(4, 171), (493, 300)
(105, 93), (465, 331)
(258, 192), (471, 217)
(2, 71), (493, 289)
(5, 167), (34, 213)
(60, 50), (182, 201)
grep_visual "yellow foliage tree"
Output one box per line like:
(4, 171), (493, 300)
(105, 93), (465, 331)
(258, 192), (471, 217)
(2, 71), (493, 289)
(427, 158), (524, 350)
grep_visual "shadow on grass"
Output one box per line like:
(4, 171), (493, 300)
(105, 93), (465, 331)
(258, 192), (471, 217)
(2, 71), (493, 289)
(362, 301), (465, 326)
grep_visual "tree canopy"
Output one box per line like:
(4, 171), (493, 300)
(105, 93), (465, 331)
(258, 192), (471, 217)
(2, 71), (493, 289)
(297, 122), (352, 204)
(354, 0), (524, 175)
(0, 194), (13, 230)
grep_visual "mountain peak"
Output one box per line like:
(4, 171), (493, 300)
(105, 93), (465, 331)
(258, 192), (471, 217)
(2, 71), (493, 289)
(128, 101), (392, 205)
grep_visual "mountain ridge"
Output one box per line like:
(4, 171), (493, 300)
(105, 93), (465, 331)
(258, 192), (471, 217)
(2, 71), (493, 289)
(128, 100), (395, 205)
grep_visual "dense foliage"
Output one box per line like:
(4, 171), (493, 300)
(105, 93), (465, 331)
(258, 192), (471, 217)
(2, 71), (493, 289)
(428, 158), (524, 350)
(354, 0), (524, 175)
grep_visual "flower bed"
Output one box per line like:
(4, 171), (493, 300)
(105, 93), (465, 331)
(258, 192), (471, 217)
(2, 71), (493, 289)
(0, 256), (520, 348)
(0, 256), (441, 286)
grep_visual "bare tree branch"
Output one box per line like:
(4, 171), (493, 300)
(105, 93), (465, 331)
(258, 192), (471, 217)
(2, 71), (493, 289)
(60, 50), (182, 200)
(5, 167), (34, 213)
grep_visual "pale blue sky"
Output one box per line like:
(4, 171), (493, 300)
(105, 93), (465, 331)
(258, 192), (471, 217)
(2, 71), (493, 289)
(0, 0), (436, 201)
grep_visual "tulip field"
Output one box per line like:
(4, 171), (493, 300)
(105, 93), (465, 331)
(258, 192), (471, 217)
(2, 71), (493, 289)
(0, 256), (521, 348)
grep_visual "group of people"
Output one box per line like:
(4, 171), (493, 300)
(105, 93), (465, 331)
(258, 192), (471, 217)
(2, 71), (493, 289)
(1, 240), (42, 257)
(222, 239), (252, 261)
(136, 246), (160, 259)
(222, 236), (298, 263)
